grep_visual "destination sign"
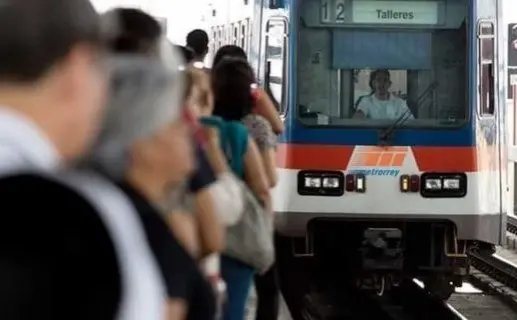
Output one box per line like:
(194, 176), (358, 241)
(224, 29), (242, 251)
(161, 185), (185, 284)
(352, 1), (439, 25)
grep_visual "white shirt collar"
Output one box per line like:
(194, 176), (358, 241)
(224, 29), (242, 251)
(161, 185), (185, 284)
(0, 107), (61, 172)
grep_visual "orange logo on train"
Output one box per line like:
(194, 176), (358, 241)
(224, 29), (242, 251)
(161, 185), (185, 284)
(347, 147), (410, 176)
(349, 147), (408, 167)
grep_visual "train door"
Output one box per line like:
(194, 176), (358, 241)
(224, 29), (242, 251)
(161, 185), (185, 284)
(509, 79), (517, 223)
(508, 66), (516, 240)
(263, 15), (289, 114)
(477, 0), (504, 244)
(504, 0), (517, 234)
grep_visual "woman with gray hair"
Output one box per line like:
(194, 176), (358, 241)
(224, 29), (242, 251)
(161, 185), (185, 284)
(78, 7), (217, 320)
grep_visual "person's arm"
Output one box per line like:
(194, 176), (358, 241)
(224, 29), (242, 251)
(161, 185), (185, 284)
(397, 99), (415, 119)
(192, 187), (224, 258)
(248, 117), (278, 188)
(202, 126), (230, 175)
(353, 99), (369, 118)
(186, 144), (225, 259)
(199, 127), (244, 226)
(165, 300), (188, 320)
(261, 148), (277, 188)
(243, 138), (271, 212)
(254, 87), (284, 134)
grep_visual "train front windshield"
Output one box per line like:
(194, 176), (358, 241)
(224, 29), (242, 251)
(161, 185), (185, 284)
(296, 0), (469, 128)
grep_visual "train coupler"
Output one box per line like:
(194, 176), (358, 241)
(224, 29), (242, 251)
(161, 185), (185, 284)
(360, 227), (404, 270)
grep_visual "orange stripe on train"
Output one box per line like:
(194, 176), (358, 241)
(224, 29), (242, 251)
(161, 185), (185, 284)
(276, 144), (481, 172)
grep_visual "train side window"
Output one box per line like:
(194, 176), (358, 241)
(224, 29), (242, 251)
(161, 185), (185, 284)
(229, 24), (232, 45)
(246, 18), (251, 53)
(265, 17), (288, 114)
(233, 24), (238, 45)
(218, 28), (222, 49)
(478, 21), (495, 116)
(212, 29), (217, 53)
(241, 22), (246, 50)
(507, 24), (517, 99)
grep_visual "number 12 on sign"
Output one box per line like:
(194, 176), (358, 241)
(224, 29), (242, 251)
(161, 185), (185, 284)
(321, 0), (331, 23)
(320, 0), (346, 24)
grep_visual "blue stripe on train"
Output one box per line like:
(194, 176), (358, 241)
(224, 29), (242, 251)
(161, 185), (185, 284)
(278, 121), (476, 146)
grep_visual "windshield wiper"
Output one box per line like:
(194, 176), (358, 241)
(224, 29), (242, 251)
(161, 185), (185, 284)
(379, 108), (413, 145)
(379, 82), (439, 145)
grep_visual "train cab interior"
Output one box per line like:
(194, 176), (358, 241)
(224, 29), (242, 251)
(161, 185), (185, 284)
(296, 16), (472, 128)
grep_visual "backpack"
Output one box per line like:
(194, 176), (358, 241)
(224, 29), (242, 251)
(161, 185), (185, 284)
(199, 116), (249, 178)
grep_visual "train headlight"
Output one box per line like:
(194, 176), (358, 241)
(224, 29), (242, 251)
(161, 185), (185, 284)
(304, 177), (321, 188)
(443, 178), (460, 190)
(424, 178), (442, 190)
(298, 171), (344, 196)
(420, 173), (467, 198)
(323, 177), (340, 188)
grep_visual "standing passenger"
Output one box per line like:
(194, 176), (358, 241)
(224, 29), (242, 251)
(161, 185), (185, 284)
(186, 29), (209, 68)
(179, 65), (249, 319)
(210, 56), (273, 320)
(213, 46), (283, 320)
(238, 60), (279, 320)
(211, 57), (279, 320)
(88, 8), (217, 320)
(176, 45), (196, 64)
(0, 1), (166, 319)
(0, 0), (106, 173)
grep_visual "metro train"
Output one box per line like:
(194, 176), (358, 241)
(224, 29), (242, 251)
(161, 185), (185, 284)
(206, 0), (517, 316)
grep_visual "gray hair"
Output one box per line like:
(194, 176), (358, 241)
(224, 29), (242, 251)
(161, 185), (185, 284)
(84, 39), (185, 180)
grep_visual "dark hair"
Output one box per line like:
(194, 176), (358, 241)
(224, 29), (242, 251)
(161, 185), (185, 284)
(211, 58), (255, 121)
(0, 0), (105, 83)
(369, 69), (390, 91)
(212, 45), (247, 68)
(175, 45), (195, 64)
(106, 8), (162, 54)
(186, 29), (209, 58)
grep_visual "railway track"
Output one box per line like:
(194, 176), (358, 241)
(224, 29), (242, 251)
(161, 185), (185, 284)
(472, 214), (517, 293)
(370, 280), (467, 320)
(244, 218), (517, 320)
(466, 218), (517, 316)
(507, 215), (517, 236)
(469, 248), (517, 295)
(299, 279), (466, 320)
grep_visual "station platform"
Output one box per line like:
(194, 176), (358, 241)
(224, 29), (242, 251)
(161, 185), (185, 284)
(246, 286), (292, 320)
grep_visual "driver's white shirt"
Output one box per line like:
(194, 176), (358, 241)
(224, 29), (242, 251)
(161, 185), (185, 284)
(356, 94), (414, 120)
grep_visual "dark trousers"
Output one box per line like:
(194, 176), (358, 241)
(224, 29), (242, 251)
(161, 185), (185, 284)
(254, 263), (280, 320)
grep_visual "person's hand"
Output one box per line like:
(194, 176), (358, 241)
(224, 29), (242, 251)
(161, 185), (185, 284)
(203, 126), (219, 146)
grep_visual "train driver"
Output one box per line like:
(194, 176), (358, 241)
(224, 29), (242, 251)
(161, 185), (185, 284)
(353, 69), (414, 120)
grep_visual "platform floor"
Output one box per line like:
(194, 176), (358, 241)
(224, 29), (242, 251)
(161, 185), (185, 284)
(245, 286), (293, 320)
